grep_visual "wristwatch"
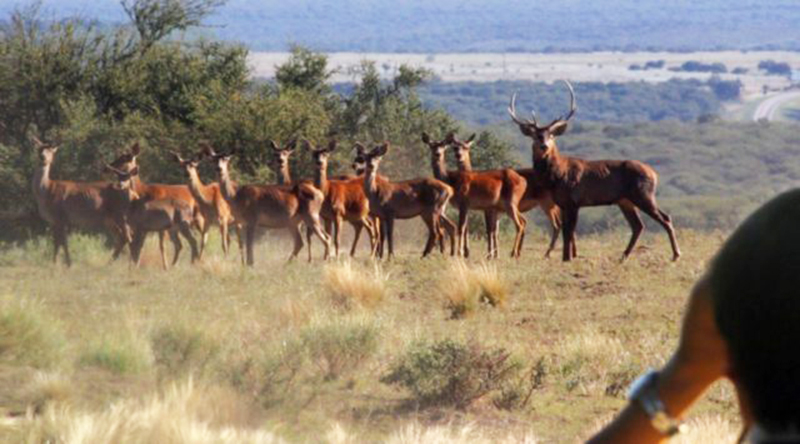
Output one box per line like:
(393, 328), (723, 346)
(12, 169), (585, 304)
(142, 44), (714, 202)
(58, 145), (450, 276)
(627, 369), (688, 437)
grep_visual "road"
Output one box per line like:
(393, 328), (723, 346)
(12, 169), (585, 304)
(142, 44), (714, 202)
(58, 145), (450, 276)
(752, 91), (800, 122)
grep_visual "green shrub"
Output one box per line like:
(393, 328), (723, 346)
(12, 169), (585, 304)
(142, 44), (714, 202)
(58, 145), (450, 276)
(0, 298), (64, 368)
(300, 315), (380, 380)
(150, 323), (220, 379)
(381, 339), (523, 409)
(79, 337), (151, 375)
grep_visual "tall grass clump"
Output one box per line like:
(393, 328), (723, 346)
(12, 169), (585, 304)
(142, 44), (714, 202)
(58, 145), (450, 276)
(324, 261), (387, 310)
(387, 422), (540, 444)
(557, 329), (638, 396)
(0, 297), (64, 368)
(442, 261), (508, 319)
(78, 332), (152, 376)
(381, 339), (523, 409)
(150, 322), (220, 380)
(300, 315), (381, 380)
(13, 379), (282, 444)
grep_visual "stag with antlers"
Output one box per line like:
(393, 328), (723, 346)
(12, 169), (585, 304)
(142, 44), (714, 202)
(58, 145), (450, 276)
(202, 143), (331, 265)
(508, 81), (681, 262)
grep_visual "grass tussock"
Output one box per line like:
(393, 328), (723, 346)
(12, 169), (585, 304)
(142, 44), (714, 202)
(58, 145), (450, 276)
(386, 422), (539, 444)
(13, 379), (281, 444)
(557, 329), (639, 396)
(78, 333), (152, 376)
(150, 322), (220, 380)
(0, 297), (64, 369)
(442, 261), (508, 319)
(673, 415), (740, 444)
(324, 261), (387, 310)
(300, 315), (381, 380)
(23, 371), (74, 414)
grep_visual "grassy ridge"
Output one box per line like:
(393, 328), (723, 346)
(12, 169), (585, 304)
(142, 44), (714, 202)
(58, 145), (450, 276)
(0, 229), (740, 442)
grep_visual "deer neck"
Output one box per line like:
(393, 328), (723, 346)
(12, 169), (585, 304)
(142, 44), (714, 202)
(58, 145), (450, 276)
(314, 164), (329, 194)
(457, 153), (473, 172)
(218, 168), (237, 201)
(364, 166), (380, 196)
(186, 168), (214, 206)
(276, 163), (291, 185)
(431, 152), (448, 181)
(535, 144), (568, 182)
(32, 161), (51, 197)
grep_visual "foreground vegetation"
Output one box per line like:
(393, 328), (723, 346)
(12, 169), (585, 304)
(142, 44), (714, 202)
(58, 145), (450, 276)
(0, 229), (742, 442)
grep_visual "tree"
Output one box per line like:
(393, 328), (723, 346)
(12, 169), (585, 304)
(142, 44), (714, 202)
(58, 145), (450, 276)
(275, 45), (334, 94)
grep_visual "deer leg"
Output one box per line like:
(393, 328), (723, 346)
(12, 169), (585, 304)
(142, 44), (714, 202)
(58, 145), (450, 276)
(562, 206), (579, 262)
(483, 211), (496, 259)
(505, 203), (526, 259)
(131, 231), (146, 267)
(350, 220), (364, 257)
(306, 225), (314, 262)
(439, 214), (457, 256)
(542, 204), (561, 259)
(179, 222), (200, 264)
(290, 224), (304, 261)
(458, 205), (470, 258)
(333, 214), (343, 259)
(220, 220), (229, 256)
(245, 224), (256, 266)
(384, 216), (395, 259)
(635, 198), (682, 261)
(619, 200), (644, 262)
(421, 212), (437, 258)
(169, 229), (183, 268)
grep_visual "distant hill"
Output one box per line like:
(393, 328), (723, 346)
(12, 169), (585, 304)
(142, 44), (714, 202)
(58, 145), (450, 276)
(2, 0), (800, 53)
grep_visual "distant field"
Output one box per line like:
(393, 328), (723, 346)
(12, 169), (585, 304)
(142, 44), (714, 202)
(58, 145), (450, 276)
(250, 50), (800, 98)
(0, 229), (740, 442)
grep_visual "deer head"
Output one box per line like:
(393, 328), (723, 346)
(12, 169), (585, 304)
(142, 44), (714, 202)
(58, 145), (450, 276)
(447, 132), (476, 168)
(421, 132), (449, 159)
(109, 142), (142, 173)
(200, 142), (234, 177)
(509, 80), (576, 162)
(269, 139), (296, 170)
(352, 143), (368, 174)
(171, 150), (200, 175)
(105, 164), (140, 244)
(31, 135), (60, 165)
(364, 142), (389, 174)
(306, 139), (337, 170)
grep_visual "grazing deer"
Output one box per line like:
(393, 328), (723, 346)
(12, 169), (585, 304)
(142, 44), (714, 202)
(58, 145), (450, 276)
(203, 143), (331, 265)
(361, 142), (456, 259)
(305, 140), (378, 259)
(30, 137), (132, 266)
(508, 80), (681, 262)
(109, 143), (206, 260)
(172, 150), (240, 258)
(422, 132), (527, 258)
(107, 165), (200, 269)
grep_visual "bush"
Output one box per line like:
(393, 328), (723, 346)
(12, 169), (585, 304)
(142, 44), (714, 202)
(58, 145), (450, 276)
(150, 323), (220, 379)
(758, 60), (792, 76)
(381, 339), (522, 409)
(79, 335), (152, 375)
(300, 315), (380, 380)
(0, 298), (64, 368)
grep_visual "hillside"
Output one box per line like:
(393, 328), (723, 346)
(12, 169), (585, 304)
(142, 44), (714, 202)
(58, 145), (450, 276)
(3, 0), (800, 52)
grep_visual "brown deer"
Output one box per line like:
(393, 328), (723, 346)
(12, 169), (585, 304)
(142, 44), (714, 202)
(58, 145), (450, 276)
(269, 140), (296, 185)
(421, 132), (527, 258)
(444, 132), (564, 258)
(361, 142), (456, 259)
(107, 165), (200, 269)
(109, 143), (206, 261)
(508, 80), (681, 262)
(30, 137), (132, 266)
(171, 150), (240, 258)
(203, 143), (331, 265)
(306, 140), (378, 259)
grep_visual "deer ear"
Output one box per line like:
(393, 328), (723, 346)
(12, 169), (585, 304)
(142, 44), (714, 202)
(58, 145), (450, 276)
(171, 151), (184, 163)
(130, 143), (141, 156)
(354, 143), (366, 155)
(270, 140), (281, 151)
(549, 121), (569, 136)
(421, 132), (431, 144)
(286, 139), (297, 152)
(327, 140), (337, 153)
(466, 133), (477, 144)
(377, 143), (389, 156)
(518, 124), (536, 138)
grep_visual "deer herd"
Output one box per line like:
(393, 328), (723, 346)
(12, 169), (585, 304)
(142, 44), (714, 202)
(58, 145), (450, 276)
(30, 81), (681, 268)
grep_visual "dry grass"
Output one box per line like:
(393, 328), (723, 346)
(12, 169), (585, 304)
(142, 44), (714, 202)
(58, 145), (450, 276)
(12, 379), (280, 444)
(324, 260), (387, 310)
(0, 229), (734, 442)
(674, 415), (741, 443)
(442, 261), (508, 319)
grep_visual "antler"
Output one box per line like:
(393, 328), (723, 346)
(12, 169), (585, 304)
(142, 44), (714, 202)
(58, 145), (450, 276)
(546, 80), (577, 127)
(508, 92), (539, 128)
